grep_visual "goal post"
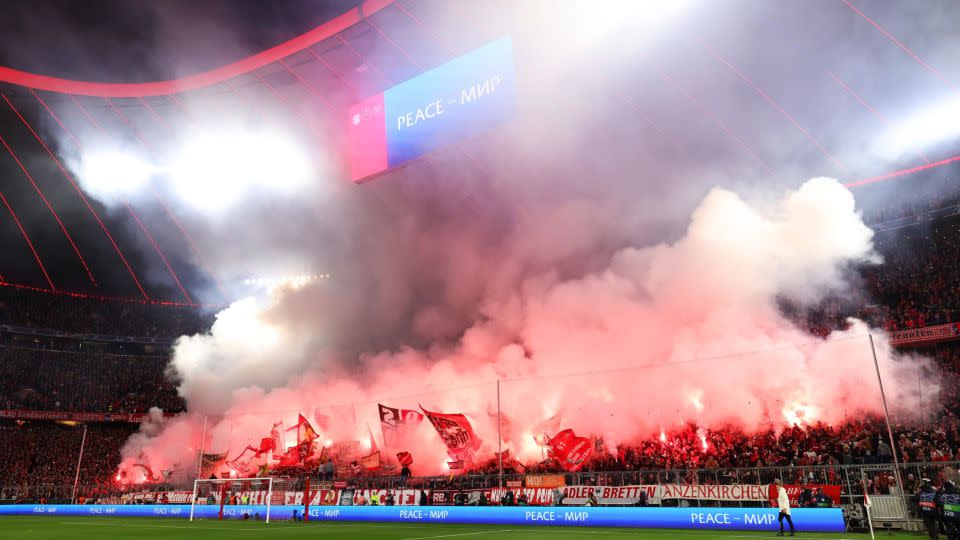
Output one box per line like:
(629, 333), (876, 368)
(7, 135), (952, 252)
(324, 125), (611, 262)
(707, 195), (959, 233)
(189, 477), (274, 523)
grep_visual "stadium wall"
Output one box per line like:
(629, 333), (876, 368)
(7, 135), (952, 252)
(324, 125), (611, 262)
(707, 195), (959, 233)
(0, 504), (845, 532)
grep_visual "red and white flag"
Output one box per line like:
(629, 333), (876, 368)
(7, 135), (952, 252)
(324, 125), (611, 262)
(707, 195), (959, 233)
(532, 414), (562, 446)
(547, 428), (593, 471)
(421, 406), (482, 462)
(378, 404), (424, 448)
(226, 446), (259, 472)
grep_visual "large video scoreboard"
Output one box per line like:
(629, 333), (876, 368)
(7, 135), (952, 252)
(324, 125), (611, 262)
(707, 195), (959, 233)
(348, 37), (516, 182)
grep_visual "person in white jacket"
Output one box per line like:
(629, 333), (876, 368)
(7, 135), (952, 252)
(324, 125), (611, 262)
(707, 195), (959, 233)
(775, 479), (795, 536)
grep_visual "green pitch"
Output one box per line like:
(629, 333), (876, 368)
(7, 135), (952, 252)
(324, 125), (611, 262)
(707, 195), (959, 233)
(0, 517), (924, 539)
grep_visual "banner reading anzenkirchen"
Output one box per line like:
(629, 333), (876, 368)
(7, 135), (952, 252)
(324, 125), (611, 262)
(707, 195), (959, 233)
(489, 484), (771, 505)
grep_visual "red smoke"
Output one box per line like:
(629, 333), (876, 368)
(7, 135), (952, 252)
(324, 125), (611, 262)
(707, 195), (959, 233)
(119, 178), (932, 479)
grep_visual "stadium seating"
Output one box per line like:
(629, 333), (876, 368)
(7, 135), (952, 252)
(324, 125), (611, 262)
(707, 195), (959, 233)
(0, 348), (184, 414)
(0, 287), (213, 337)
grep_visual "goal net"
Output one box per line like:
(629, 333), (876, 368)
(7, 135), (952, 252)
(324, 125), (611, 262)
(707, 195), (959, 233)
(189, 477), (279, 522)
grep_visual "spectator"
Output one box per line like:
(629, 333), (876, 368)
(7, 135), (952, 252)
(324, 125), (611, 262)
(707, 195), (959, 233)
(878, 440), (893, 463)
(399, 463), (411, 487)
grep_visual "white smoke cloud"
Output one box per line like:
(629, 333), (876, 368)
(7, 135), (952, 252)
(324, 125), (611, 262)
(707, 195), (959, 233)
(122, 177), (933, 477)
(168, 296), (316, 413)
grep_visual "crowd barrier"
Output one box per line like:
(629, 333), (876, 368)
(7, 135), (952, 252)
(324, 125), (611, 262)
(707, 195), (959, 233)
(0, 504), (845, 531)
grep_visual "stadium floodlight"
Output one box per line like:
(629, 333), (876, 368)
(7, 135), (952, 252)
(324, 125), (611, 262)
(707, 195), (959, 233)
(242, 273), (324, 291)
(171, 130), (312, 213)
(534, 0), (696, 53)
(251, 133), (311, 193)
(76, 149), (155, 199)
(879, 95), (960, 158)
(171, 133), (251, 212)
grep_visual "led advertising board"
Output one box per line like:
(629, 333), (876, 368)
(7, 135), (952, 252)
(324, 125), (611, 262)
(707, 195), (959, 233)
(2, 504), (844, 532)
(348, 37), (516, 182)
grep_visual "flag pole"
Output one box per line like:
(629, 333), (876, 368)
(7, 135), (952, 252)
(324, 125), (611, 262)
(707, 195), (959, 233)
(71, 423), (88, 503)
(196, 415), (208, 479)
(868, 334), (910, 523)
(497, 379), (503, 488)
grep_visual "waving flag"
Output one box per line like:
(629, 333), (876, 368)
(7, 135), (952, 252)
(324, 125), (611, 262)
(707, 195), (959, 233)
(275, 440), (314, 468)
(421, 406), (482, 462)
(547, 429), (593, 471)
(286, 413), (319, 444)
(271, 421), (284, 453)
(367, 424), (379, 454)
(378, 404), (424, 447)
(532, 414), (562, 446)
(226, 446), (259, 472)
(200, 452), (227, 468)
(275, 448), (301, 468)
(360, 451), (381, 471)
(256, 437), (275, 457)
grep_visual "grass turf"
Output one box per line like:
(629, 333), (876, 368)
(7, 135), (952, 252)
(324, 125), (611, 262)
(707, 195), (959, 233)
(0, 517), (927, 540)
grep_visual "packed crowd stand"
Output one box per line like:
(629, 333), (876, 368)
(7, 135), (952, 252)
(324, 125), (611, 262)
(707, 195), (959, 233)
(2, 412), (957, 502)
(0, 287), (213, 338)
(0, 423), (135, 496)
(0, 348), (184, 413)
(3, 177), (960, 510)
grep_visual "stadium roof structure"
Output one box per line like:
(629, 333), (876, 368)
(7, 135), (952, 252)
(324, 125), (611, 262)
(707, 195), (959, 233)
(0, 0), (491, 305)
(0, 0), (959, 306)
